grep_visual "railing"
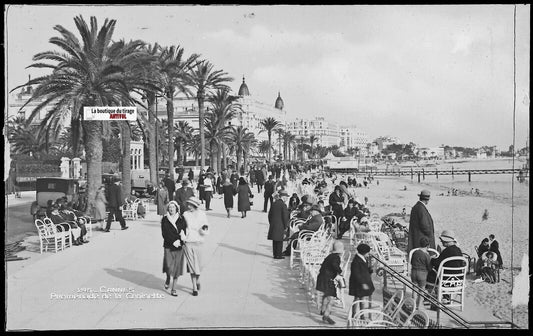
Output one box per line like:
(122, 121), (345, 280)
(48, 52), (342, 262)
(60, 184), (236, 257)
(370, 255), (519, 329)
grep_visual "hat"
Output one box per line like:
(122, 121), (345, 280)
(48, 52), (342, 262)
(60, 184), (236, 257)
(186, 196), (201, 208)
(332, 241), (345, 253)
(439, 230), (457, 243)
(278, 190), (289, 197)
(181, 179), (190, 186)
(418, 189), (431, 200)
(166, 200), (180, 212)
(310, 204), (322, 212)
(419, 236), (430, 247)
(357, 243), (371, 254)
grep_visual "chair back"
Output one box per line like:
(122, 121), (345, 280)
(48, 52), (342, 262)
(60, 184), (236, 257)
(406, 309), (430, 329)
(407, 247), (439, 276)
(391, 296), (416, 326)
(434, 256), (468, 309)
(35, 219), (50, 237)
(382, 290), (404, 317)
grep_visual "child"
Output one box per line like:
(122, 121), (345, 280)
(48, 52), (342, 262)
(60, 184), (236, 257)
(481, 251), (499, 283)
(349, 243), (375, 317)
(315, 241), (345, 325)
(410, 237), (432, 308)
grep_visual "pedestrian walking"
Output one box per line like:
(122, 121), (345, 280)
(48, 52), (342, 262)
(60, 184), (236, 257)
(222, 178), (236, 218)
(255, 167), (265, 193)
(161, 201), (187, 296)
(267, 190), (290, 259)
(203, 172), (214, 211)
(103, 177), (128, 232)
(92, 185), (107, 227)
(156, 181), (169, 216)
(164, 173), (176, 201)
(174, 179), (195, 215)
(181, 196), (210, 296)
(237, 177), (254, 218)
(349, 243), (375, 317)
(263, 175), (275, 213)
(407, 189), (436, 253)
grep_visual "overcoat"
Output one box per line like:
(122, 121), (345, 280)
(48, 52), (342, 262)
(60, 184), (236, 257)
(237, 184), (253, 211)
(267, 198), (289, 241)
(348, 255), (375, 297)
(107, 183), (123, 208)
(407, 201), (436, 252)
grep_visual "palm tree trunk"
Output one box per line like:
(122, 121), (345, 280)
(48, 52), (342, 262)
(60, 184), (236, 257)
(210, 142), (217, 172)
(217, 143), (222, 174)
(267, 133), (272, 163)
(147, 92), (158, 185)
(84, 120), (104, 210)
(236, 148), (242, 174)
(121, 122), (132, 197)
(222, 143), (227, 170)
(197, 91), (206, 169)
(166, 88), (175, 180)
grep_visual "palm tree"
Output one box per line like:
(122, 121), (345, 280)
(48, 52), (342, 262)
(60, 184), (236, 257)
(309, 134), (318, 160)
(11, 16), (155, 204)
(230, 126), (256, 173)
(189, 60), (233, 169)
(258, 140), (272, 159)
(259, 117), (281, 163)
(282, 131), (296, 162)
(206, 88), (242, 172)
(174, 120), (194, 166)
(157, 45), (199, 181)
(275, 128), (285, 162)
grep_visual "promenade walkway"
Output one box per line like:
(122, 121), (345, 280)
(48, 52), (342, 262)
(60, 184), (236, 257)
(5, 192), (504, 330)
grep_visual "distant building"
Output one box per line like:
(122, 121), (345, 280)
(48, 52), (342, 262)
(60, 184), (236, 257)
(375, 136), (400, 151)
(8, 82), (51, 125)
(340, 126), (368, 151)
(417, 147), (445, 159)
(285, 116), (340, 147)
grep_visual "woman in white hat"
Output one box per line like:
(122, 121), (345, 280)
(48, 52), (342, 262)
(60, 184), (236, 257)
(315, 241), (345, 325)
(426, 230), (463, 284)
(181, 196), (209, 296)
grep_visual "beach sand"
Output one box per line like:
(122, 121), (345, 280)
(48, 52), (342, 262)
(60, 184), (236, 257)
(349, 175), (529, 329)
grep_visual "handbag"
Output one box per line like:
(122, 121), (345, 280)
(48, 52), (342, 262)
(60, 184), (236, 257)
(335, 276), (346, 288)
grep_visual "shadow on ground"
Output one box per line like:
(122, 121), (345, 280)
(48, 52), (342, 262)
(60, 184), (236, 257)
(217, 242), (272, 259)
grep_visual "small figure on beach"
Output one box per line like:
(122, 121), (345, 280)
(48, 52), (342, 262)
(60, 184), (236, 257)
(482, 209), (489, 221)
(401, 207), (406, 217)
(475, 188), (480, 196)
(404, 185), (407, 191)
(407, 189), (436, 253)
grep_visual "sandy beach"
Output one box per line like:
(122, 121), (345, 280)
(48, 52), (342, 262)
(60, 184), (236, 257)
(347, 173), (529, 329)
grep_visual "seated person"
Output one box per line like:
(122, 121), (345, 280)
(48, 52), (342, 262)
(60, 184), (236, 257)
(288, 193), (300, 211)
(337, 199), (367, 239)
(294, 195), (314, 219)
(480, 251), (499, 283)
(282, 204), (324, 256)
(475, 238), (490, 276)
(47, 202), (85, 246)
(58, 200), (89, 244)
(426, 230), (463, 285)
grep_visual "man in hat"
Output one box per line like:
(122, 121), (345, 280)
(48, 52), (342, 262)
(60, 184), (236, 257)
(104, 177), (128, 232)
(282, 202), (324, 256)
(164, 173), (176, 201)
(174, 179), (195, 215)
(267, 190), (290, 259)
(426, 230), (463, 284)
(407, 189), (435, 253)
(263, 175), (276, 213)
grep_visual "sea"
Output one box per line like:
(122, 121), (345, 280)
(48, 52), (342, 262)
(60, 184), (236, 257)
(377, 158), (529, 207)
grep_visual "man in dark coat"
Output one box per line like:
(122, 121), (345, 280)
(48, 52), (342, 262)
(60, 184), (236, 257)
(407, 189), (435, 253)
(164, 173), (176, 201)
(349, 243), (375, 314)
(104, 177), (128, 232)
(174, 179), (195, 215)
(263, 175), (276, 213)
(267, 190), (290, 259)
(255, 168), (265, 193)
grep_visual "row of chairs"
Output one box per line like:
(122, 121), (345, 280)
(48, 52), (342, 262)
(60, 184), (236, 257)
(347, 289), (430, 328)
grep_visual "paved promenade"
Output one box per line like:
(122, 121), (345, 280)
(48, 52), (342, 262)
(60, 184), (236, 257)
(5, 192), (503, 330)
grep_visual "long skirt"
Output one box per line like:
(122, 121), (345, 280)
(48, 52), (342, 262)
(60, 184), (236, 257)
(183, 242), (203, 275)
(163, 248), (187, 278)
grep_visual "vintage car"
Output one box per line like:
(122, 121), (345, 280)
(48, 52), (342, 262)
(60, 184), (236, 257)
(30, 178), (82, 220)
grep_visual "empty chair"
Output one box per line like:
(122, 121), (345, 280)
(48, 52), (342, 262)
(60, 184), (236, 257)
(390, 297), (417, 326)
(34, 219), (67, 253)
(347, 290), (405, 328)
(405, 309), (430, 329)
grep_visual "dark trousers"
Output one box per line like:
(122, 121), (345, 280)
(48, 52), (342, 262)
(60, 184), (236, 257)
(204, 191), (213, 210)
(263, 194), (273, 212)
(257, 183), (263, 193)
(273, 240), (283, 258)
(105, 207), (127, 230)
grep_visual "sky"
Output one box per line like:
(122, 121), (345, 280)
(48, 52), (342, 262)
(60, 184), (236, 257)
(5, 4), (530, 151)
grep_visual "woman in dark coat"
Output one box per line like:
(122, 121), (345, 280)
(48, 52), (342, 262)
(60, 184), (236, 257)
(316, 241), (345, 325)
(237, 177), (253, 218)
(349, 243), (375, 316)
(161, 201), (187, 296)
(222, 178), (236, 218)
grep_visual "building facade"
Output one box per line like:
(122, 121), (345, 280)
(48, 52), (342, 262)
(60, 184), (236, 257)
(285, 116), (340, 148)
(339, 126), (369, 151)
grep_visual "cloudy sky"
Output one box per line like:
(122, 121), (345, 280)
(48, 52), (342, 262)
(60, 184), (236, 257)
(5, 4), (530, 150)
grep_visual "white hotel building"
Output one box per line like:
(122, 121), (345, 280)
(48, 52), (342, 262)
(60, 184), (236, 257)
(285, 116), (340, 148)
